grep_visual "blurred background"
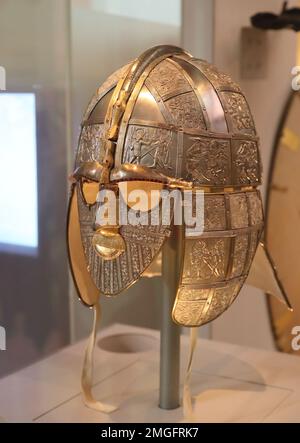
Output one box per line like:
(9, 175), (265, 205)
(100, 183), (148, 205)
(0, 0), (299, 377)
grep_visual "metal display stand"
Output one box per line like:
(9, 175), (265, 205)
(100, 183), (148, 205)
(159, 225), (183, 409)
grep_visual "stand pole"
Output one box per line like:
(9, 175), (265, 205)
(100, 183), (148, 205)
(159, 225), (182, 409)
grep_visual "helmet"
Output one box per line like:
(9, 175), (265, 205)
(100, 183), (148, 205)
(67, 45), (290, 414)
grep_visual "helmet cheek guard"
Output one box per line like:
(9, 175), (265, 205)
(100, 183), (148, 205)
(67, 45), (292, 415)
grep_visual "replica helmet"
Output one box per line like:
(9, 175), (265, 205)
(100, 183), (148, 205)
(67, 45), (291, 414)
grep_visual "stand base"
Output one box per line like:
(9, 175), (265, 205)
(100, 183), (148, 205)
(0, 323), (299, 423)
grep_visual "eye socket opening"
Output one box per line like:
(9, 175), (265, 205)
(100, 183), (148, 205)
(79, 179), (165, 212)
(118, 180), (164, 213)
(79, 179), (99, 207)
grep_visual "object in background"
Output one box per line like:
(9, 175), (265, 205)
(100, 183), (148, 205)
(67, 45), (292, 417)
(266, 91), (300, 355)
(251, 1), (300, 32)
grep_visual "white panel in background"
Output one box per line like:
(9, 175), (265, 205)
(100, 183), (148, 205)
(80, 0), (182, 26)
(0, 93), (38, 251)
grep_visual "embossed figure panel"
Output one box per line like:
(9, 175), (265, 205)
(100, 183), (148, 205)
(76, 124), (105, 167)
(164, 91), (206, 130)
(183, 136), (231, 186)
(123, 124), (177, 176)
(145, 58), (208, 131)
(232, 139), (261, 185)
(221, 92), (256, 135)
(183, 237), (230, 283)
(180, 134), (261, 187)
(231, 234), (249, 278)
(173, 298), (208, 326)
(245, 230), (260, 273)
(229, 193), (249, 229)
(147, 59), (192, 100)
(203, 194), (227, 231)
(248, 191), (264, 226)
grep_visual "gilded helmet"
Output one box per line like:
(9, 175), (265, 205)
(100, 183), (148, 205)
(67, 45), (291, 413)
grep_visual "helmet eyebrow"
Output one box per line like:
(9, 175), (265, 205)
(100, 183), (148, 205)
(72, 161), (104, 183)
(110, 164), (192, 189)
